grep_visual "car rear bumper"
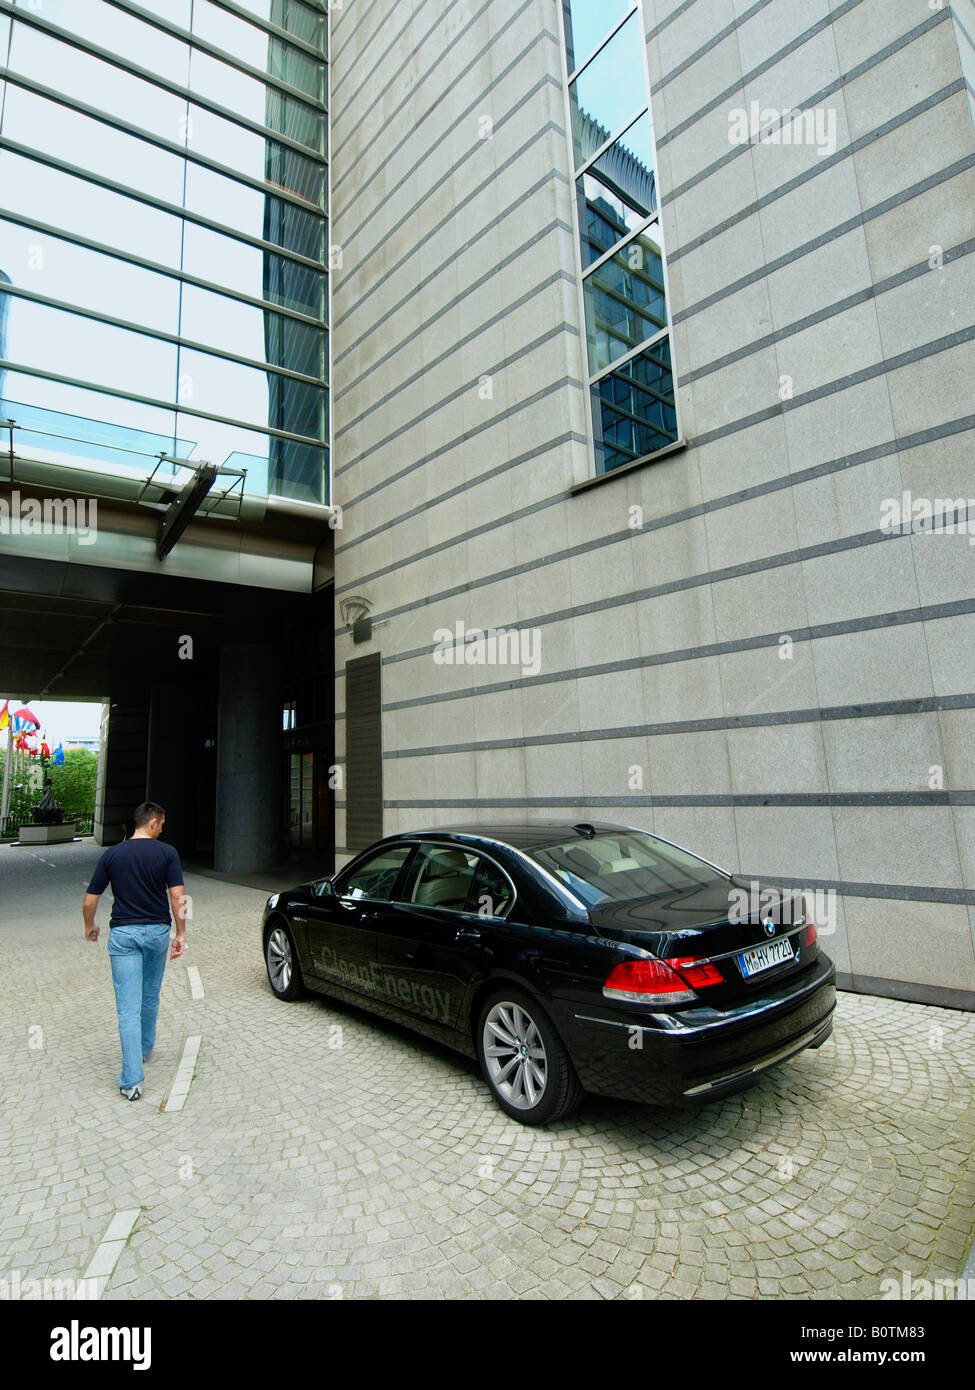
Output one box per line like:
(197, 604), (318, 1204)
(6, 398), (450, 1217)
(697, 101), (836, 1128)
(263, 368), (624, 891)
(559, 956), (837, 1107)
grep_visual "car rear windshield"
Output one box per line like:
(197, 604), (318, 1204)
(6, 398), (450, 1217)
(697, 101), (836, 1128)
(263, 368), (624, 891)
(529, 831), (722, 906)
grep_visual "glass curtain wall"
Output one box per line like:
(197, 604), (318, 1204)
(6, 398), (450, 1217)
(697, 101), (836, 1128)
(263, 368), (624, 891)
(561, 1), (679, 475)
(0, 0), (328, 503)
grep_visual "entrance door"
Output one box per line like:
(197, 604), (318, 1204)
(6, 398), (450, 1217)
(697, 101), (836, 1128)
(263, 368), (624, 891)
(287, 751), (315, 849)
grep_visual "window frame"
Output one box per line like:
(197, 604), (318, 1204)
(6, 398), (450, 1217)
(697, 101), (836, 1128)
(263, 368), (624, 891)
(394, 839), (519, 921)
(557, 0), (685, 484)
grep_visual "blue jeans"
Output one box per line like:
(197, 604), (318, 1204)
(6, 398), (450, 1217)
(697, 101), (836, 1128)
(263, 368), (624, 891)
(107, 923), (171, 1089)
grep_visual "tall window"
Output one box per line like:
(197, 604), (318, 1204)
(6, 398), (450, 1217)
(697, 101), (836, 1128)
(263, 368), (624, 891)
(0, 0), (328, 504)
(561, 1), (680, 475)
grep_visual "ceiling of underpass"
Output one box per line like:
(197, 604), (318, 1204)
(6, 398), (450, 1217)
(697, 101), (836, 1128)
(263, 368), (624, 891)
(0, 550), (332, 700)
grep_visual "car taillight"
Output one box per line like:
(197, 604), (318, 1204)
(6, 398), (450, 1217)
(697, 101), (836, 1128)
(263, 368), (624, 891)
(603, 958), (696, 1004)
(804, 921), (817, 947)
(670, 956), (723, 988)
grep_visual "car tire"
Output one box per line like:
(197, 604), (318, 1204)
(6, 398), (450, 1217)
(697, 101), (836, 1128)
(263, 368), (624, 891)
(476, 987), (583, 1126)
(264, 920), (306, 1001)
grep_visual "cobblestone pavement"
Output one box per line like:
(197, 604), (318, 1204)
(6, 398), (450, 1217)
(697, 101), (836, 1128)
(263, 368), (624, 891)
(1, 840), (973, 1300)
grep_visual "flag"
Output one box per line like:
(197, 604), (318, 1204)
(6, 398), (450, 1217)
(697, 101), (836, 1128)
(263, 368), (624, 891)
(54, 743), (65, 765)
(0, 701), (8, 731)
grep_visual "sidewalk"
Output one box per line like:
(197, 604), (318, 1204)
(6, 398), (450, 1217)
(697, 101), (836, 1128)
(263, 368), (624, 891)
(2, 838), (973, 1299)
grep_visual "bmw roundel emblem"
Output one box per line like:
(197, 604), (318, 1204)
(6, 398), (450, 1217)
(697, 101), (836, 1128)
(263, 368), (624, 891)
(762, 917), (775, 937)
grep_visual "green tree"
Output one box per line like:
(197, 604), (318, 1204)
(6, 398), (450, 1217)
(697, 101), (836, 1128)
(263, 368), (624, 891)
(49, 749), (98, 818)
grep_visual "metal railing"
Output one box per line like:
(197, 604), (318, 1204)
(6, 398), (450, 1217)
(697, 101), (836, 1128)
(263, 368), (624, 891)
(0, 811), (93, 840)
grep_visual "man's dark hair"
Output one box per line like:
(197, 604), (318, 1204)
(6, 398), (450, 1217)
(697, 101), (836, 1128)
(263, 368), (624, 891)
(133, 801), (166, 828)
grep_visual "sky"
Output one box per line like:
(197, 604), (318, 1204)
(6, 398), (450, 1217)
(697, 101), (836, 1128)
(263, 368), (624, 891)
(1, 697), (104, 745)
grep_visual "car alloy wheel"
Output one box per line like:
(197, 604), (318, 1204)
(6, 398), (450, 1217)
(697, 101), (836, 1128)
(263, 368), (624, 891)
(477, 988), (583, 1125)
(483, 1001), (548, 1110)
(265, 921), (305, 1000)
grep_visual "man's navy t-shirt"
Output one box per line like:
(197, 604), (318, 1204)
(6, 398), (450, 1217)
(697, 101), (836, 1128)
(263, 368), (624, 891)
(86, 839), (183, 927)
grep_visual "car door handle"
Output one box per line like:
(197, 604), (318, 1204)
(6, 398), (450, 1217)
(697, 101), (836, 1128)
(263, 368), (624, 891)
(454, 926), (481, 945)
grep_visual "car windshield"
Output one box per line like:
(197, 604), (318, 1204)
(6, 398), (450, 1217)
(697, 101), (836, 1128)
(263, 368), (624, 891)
(529, 831), (722, 906)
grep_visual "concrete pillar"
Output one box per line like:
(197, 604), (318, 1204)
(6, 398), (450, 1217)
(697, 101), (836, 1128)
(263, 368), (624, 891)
(146, 683), (197, 859)
(93, 702), (149, 845)
(213, 644), (281, 872)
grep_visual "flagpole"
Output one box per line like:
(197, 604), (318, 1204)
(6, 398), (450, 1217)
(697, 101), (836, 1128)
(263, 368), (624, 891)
(0, 702), (13, 827)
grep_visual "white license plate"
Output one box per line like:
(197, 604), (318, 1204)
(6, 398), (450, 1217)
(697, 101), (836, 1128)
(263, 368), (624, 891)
(737, 938), (796, 978)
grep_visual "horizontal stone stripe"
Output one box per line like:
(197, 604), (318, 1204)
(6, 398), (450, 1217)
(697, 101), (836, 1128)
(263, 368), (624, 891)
(336, 382), (587, 509)
(367, 793), (975, 808)
(644, 0), (703, 46)
(335, 385), (974, 561)
(668, 79), (966, 260)
(680, 236), (975, 387)
(834, 973), (974, 1012)
(656, 0), (934, 152)
(672, 154), (975, 325)
(752, 875), (975, 907)
(332, 152), (570, 338)
(331, 597), (975, 709)
(689, 322), (975, 452)
(334, 267), (577, 440)
(336, 477), (975, 643)
(335, 325), (580, 476)
(650, 0), (780, 91)
(373, 694), (975, 758)
(335, 14), (557, 226)
(336, 64), (564, 257)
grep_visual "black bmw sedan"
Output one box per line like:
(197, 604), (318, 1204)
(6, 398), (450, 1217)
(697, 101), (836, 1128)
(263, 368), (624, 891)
(261, 822), (836, 1125)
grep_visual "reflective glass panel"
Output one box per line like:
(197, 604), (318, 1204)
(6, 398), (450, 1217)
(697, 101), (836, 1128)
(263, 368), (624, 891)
(563, 0), (633, 76)
(176, 348), (271, 428)
(13, 0), (191, 84)
(184, 160), (265, 238)
(7, 23), (189, 146)
(0, 219), (181, 336)
(583, 225), (667, 373)
(189, 49), (268, 124)
(179, 283), (324, 377)
(267, 37), (323, 102)
(1, 374), (184, 468)
(181, 221), (324, 316)
(2, 86), (187, 206)
(259, 302), (326, 378)
(193, 3), (323, 101)
(229, 0), (326, 50)
(262, 195), (325, 262)
(187, 103), (324, 199)
(263, 89), (326, 153)
(591, 338), (678, 473)
(193, 1), (273, 68)
(0, 152), (185, 268)
(178, 285), (267, 362)
(577, 115), (657, 268)
(130, 1), (193, 25)
(4, 300), (178, 401)
(568, 12), (646, 167)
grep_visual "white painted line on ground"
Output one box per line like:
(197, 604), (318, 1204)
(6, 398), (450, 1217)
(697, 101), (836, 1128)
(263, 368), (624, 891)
(81, 1208), (140, 1298)
(186, 965), (205, 1000)
(163, 1034), (202, 1112)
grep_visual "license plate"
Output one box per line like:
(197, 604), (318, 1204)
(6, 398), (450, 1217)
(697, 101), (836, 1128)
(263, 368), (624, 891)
(737, 938), (796, 978)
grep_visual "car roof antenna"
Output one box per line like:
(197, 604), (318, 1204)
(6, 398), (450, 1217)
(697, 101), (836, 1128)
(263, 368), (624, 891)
(573, 822), (596, 839)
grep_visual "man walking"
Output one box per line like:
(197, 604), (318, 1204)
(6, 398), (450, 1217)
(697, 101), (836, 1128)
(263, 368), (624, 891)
(83, 801), (187, 1101)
